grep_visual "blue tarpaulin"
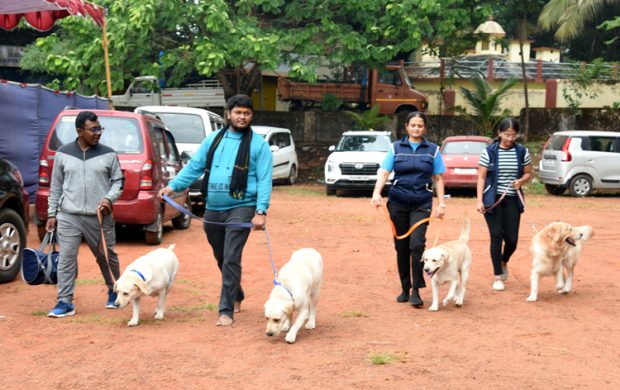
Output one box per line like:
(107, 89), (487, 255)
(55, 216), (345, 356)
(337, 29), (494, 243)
(0, 80), (108, 201)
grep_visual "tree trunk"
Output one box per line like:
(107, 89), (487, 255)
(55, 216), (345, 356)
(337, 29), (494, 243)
(216, 63), (262, 101)
(518, 13), (530, 142)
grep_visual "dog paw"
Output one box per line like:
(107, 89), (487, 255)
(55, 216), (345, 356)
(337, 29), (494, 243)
(455, 299), (463, 307)
(442, 299), (449, 306)
(127, 319), (139, 327)
(555, 283), (565, 290)
(285, 333), (297, 344)
(428, 305), (439, 312)
(558, 288), (570, 294)
(154, 312), (164, 320)
(526, 295), (537, 302)
(305, 322), (315, 330)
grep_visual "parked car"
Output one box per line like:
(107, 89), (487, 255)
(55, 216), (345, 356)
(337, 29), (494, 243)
(539, 130), (620, 197)
(0, 158), (29, 283)
(35, 109), (191, 245)
(253, 126), (298, 185)
(440, 135), (492, 189)
(135, 106), (226, 203)
(324, 130), (394, 195)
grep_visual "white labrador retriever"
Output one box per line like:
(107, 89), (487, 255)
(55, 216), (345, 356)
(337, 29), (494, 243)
(421, 216), (472, 312)
(527, 222), (593, 302)
(114, 244), (179, 326)
(264, 248), (323, 344)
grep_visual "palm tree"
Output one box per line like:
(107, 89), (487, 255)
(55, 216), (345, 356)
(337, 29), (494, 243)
(344, 104), (391, 131)
(538, 0), (620, 41)
(457, 74), (517, 137)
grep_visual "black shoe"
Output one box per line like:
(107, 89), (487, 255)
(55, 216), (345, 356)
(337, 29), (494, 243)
(409, 289), (424, 308)
(396, 290), (410, 303)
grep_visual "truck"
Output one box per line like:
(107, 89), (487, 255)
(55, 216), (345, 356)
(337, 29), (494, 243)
(277, 63), (427, 115)
(112, 76), (226, 108)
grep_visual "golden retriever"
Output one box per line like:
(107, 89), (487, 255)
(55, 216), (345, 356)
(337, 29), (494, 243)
(421, 216), (472, 312)
(527, 222), (593, 302)
(114, 244), (179, 326)
(264, 248), (323, 344)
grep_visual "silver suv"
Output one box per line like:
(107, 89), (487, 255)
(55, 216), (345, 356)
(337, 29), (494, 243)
(539, 130), (620, 197)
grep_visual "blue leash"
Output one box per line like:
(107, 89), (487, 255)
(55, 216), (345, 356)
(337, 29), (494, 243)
(162, 194), (292, 298)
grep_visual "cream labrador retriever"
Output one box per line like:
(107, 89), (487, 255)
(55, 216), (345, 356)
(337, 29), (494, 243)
(264, 248), (323, 344)
(114, 244), (179, 326)
(421, 216), (472, 312)
(527, 222), (593, 302)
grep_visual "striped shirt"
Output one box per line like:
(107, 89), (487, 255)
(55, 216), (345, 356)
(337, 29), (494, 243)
(480, 146), (531, 196)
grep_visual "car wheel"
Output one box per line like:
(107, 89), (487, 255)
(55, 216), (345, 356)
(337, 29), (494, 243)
(325, 186), (336, 196)
(0, 208), (27, 283)
(544, 184), (566, 196)
(145, 211), (163, 245)
(286, 165), (297, 185)
(569, 174), (593, 197)
(172, 198), (192, 230)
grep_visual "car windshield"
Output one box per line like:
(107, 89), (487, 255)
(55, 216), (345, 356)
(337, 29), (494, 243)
(442, 140), (488, 155)
(336, 135), (391, 152)
(49, 116), (144, 154)
(155, 113), (205, 143)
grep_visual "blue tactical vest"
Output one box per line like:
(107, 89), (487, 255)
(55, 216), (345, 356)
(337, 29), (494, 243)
(482, 141), (527, 213)
(387, 136), (438, 209)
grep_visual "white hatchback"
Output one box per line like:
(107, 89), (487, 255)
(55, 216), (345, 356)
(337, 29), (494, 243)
(252, 126), (299, 185)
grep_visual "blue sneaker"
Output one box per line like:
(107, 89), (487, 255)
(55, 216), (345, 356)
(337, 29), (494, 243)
(106, 290), (119, 309)
(48, 302), (75, 318)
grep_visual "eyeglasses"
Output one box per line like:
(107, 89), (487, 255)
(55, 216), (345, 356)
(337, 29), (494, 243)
(83, 126), (105, 134)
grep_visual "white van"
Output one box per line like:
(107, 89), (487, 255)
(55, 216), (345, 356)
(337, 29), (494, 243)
(136, 106), (226, 201)
(252, 126), (299, 185)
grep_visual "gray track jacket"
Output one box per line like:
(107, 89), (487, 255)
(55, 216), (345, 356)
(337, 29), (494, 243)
(48, 140), (124, 217)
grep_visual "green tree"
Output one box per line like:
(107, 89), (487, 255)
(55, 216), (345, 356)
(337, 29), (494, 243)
(345, 105), (391, 130)
(20, 0), (493, 99)
(456, 74), (517, 137)
(538, 0), (620, 41)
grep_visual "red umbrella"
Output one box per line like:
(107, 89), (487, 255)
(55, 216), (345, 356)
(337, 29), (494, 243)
(0, 0), (113, 103)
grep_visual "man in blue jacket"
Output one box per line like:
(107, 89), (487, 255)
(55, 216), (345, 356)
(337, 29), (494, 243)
(159, 94), (272, 326)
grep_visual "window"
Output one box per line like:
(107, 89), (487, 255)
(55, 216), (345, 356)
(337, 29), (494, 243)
(156, 113), (205, 143)
(378, 70), (401, 86)
(50, 116), (143, 154)
(442, 141), (489, 155)
(582, 136), (616, 152)
(336, 135), (391, 152)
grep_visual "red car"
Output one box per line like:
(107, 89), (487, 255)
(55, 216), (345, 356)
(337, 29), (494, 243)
(440, 135), (493, 189)
(35, 109), (191, 245)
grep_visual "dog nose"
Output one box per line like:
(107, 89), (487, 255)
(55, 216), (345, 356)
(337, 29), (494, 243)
(266, 332), (273, 337)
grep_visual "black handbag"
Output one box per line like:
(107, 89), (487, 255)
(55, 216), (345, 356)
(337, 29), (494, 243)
(21, 231), (59, 285)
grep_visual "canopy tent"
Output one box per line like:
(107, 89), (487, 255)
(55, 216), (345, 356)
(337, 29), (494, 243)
(0, 0), (113, 101)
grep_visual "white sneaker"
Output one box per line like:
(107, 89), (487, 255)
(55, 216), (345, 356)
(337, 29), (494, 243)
(492, 280), (505, 291)
(501, 262), (509, 281)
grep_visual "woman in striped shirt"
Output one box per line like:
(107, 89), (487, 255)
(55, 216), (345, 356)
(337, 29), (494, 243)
(476, 118), (532, 291)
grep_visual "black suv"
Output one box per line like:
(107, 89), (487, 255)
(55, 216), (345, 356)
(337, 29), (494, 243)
(0, 158), (29, 283)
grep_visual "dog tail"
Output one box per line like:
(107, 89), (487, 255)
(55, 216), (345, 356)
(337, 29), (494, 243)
(167, 243), (176, 252)
(458, 215), (470, 243)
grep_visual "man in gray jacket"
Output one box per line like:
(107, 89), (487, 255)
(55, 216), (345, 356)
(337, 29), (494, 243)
(46, 111), (124, 318)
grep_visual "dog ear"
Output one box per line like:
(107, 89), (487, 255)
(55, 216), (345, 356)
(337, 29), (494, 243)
(547, 223), (566, 242)
(133, 279), (149, 294)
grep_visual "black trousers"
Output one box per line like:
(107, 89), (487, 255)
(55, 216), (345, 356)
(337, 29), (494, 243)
(483, 195), (521, 276)
(387, 201), (430, 292)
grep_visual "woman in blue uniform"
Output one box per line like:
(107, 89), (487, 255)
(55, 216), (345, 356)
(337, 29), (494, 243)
(372, 111), (446, 308)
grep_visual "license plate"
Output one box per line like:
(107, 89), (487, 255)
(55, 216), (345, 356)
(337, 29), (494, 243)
(454, 168), (476, 174)
(349, 175), (371, 181)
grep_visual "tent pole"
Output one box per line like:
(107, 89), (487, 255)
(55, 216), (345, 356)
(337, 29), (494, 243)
(101, 16), (114, 109)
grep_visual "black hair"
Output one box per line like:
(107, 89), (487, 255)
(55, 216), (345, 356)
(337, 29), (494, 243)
(75, 111), (98, 129)
(226, 94), (253, 111)
(405, 111), (429, 129)
(497, 117), (519, 133)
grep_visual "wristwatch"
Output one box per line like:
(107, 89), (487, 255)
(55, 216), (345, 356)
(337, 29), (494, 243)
(256, 209), (267, 216)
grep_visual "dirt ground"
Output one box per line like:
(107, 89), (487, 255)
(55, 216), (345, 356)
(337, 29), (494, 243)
(1, 184), (619, 389)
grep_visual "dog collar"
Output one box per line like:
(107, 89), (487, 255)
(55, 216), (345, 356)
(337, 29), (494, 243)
(131, 269), (146, 281)
(273, 279), (294, 302)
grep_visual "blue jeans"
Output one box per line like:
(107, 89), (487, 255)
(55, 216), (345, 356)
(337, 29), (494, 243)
(203, 206), (254, 317)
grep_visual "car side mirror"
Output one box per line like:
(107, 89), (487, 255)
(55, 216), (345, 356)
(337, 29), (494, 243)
(328, 145), (335, 152)
(269, 145), (280, 153)
(180, 150), (193, 166)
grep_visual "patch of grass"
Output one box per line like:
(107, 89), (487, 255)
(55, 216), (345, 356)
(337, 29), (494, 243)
(367, 352), (405, 365)
(169, 303), (217, 313)
(175, 279), (207, 295)
(70, 314), (125, 324)
(32, 311), (47, 316)
(276, 186), (323, 197)
(524, 179), (546, 195)
(76, 279), (103, 286)
(342, 310), (368, 318)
